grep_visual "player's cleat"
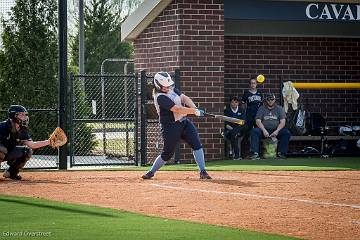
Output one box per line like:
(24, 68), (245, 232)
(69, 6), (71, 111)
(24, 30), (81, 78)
(141, 171), (154, 180)
(10, 175), (22, 180)
(200, 170), (212, 179)
(249, 152), (260, 160)
(277, 153), (287, 159)
(233, 156), (242, 160)
(3, 169), (10, 178)
(3, 170), (22, 180)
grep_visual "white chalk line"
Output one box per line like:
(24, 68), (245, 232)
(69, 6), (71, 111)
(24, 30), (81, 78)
(151, 183), (360, 209)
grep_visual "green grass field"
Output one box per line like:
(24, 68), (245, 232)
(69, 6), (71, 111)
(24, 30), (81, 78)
(0, 195), (296, 240)
(121, 157), (360, 172)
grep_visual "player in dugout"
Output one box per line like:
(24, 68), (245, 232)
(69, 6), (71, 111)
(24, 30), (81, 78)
(249, 93), (291, 160)
(241, 78), (263, 131)
(224, 96), (247, 160)
(141, 72), (212, 180)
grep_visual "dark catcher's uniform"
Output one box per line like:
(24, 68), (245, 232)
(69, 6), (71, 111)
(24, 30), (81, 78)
(0, 119), (33, 179)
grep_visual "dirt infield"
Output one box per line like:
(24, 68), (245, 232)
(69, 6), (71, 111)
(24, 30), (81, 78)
(0, 170), (359, 240)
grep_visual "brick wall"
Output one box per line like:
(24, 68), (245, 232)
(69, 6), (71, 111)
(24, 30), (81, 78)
(134, 0), (224, 163)
(225, 36), (360, 126)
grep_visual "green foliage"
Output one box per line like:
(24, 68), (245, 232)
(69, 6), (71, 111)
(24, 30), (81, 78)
(0, 0), (58, 146)
(69, 0), (134, 73)
(0, 0), (58, 108)
(73, 121), (96, 155)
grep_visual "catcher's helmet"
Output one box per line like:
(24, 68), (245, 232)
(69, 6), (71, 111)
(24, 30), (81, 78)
(153, 72), (174, 90)
(8, 105), (29, 128)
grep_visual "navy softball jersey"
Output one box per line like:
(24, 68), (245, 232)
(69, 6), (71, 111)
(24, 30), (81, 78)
(0, 119), (31, 150)
(224, 106), (246, 128)
(154, 88), (185, 124)
(241, 90), (263, 119)
(154, 88), (202, 161)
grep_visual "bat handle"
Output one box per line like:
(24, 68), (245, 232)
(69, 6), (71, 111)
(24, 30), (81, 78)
(204, 112), (215, 117)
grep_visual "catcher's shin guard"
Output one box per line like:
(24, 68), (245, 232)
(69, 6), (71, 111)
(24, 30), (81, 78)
(5, 146), (32, 179)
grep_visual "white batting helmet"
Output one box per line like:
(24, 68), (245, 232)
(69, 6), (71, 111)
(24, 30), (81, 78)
(153, 72), (174, 90)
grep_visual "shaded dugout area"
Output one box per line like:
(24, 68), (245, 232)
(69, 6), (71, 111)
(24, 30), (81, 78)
(224, 0), (360, 156)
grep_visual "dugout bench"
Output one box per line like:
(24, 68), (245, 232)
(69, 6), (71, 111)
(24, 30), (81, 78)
(288, 135), (359, 157)
(222, 131), (359, 158)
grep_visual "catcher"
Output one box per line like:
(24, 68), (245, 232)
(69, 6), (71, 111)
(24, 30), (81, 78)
(0, 105), (67, 180)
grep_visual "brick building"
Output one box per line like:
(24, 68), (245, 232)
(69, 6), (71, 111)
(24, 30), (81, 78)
(122, 0), (360, 162)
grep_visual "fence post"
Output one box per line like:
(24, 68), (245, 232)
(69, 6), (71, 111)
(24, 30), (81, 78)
(58, 0), (68, 170)
(69, 73), (74, 168)
(135, 72), (139, 166)
(140, 70), (147, 166)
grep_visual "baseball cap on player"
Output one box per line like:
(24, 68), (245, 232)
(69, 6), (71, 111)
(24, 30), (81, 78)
(153, 72), (174, 90)
(265, 93), (276, 101)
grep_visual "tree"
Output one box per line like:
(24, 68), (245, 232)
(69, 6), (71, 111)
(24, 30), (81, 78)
(0, 0), (58, 109)
(0, 0), (58, 151)
(69, 0), (136, 119)
(110, 0), (143, 18)
(69, 0), (134, 73)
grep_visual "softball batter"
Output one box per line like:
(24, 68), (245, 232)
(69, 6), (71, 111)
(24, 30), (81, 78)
(142, 72), (212, 180)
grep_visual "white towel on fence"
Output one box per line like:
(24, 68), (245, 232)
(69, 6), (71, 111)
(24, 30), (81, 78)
(282, 81), (299, 113)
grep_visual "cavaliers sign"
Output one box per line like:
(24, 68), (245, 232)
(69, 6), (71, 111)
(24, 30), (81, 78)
(306, 4), (360, 21)
(225, 0), (360, 22)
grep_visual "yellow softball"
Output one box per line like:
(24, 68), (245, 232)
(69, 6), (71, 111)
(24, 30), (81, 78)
(257, 74), (265, 83)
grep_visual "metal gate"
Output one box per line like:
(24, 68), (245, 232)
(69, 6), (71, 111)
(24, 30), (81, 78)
(69, 73), (137, 167)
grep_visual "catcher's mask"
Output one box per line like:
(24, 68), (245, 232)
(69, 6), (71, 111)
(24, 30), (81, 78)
(153, 72), (174, 91)
(8, 105), (29, 129)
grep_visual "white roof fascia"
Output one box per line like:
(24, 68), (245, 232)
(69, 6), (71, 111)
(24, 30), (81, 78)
(121, 0), (172, 42)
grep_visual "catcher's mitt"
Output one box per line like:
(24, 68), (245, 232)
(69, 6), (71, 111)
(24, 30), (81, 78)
(49, 127), (68, 148)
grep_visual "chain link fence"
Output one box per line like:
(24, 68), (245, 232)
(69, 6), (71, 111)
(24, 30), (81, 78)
(70, 73), (137, 167)
(0, 0), (16, 49)
(0, 109), (59, 169)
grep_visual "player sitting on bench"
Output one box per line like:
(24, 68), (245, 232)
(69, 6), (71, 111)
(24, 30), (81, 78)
(249, 93), (291, 160)
(224, 96), (247, 160)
